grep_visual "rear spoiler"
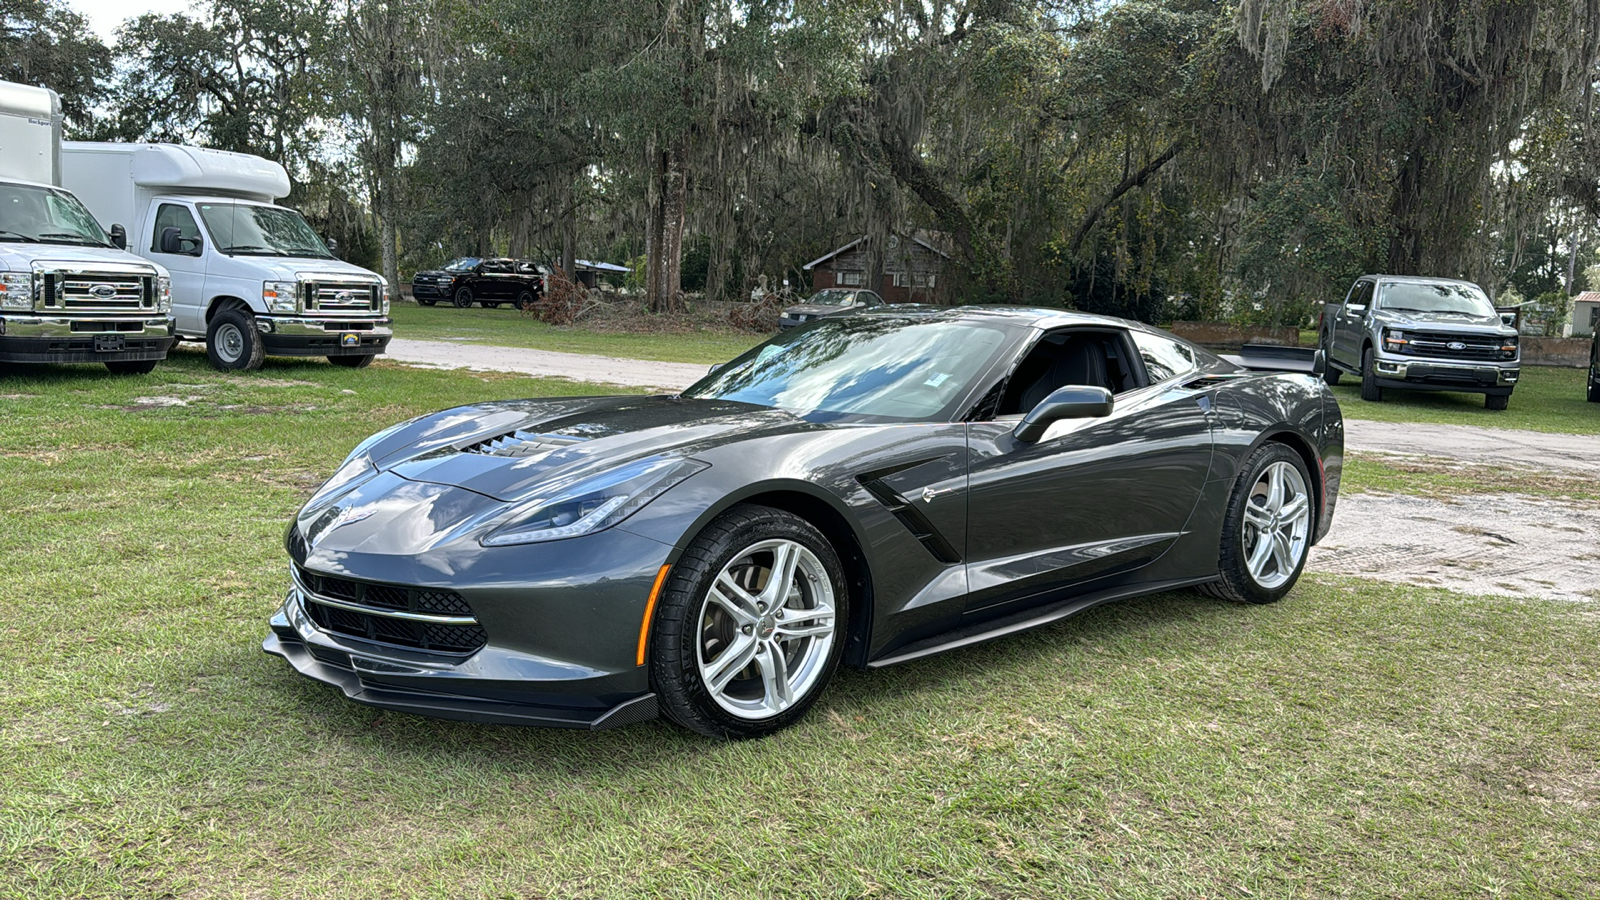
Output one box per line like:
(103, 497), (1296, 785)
(1219, 344), (1327, 377)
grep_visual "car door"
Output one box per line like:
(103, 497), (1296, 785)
(1333, 280), (1372, 366)
(961, 327), (1214, 621)
(146, 201), (208, 336)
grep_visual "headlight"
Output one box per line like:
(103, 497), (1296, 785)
(263, 280), (298, 313)
(0, 272), (31, 311)
(1383, 328), (1407, 350)
(1500, 335), (1518, 359)
(381, 283), (392, 316)
(156, 276), (172, 313)
(482, 456), (708, 546)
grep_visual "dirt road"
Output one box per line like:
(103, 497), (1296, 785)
(385, 338), (709, 391)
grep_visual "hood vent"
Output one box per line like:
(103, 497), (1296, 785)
(461, 430), (587, 459)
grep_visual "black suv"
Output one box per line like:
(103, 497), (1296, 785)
(412, 258), (546, 309)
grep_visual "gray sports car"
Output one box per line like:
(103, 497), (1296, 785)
(265, 307), (1344, 738)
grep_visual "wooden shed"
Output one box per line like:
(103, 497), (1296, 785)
(802, 233), (950, 303)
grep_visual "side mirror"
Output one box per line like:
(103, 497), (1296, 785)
(326, 237), (339, 256)
(1500, 312), (1517, 327)
(1345, 304), (1367, 315)
(109, 223), (127, 250)
(1014, 385), (1114, 443)
(160, 227), (201, 256)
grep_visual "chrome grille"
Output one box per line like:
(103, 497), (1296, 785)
(306, 280), (380, 315)
(33, 264), (157, 313)
(1396, 330), (1512, 362)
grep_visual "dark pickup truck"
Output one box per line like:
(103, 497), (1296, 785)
(1320, 274), (1520, 410)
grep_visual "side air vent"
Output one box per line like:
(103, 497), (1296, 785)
(856, 466), (963, 564)
(461, 430), (586, 459)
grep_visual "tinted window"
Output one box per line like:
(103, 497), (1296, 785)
(151, 203), (200, 253)
(684, 316), (1014, 422)
(444, 258), (480, 272)
(1132, 331), (1196, 382)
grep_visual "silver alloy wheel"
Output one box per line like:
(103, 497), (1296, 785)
(215, 323), (244, 363)
(1241, 460), (1311, 590)
(696, 538), (837, 720)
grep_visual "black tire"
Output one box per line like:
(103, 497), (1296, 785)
(417, 298), (437, 307)
(516, 290), (536, 311)
(1485, 392), (1509, 410)
(328, 354), (374, 368)
(105, 359), (158, 375)
(1587, 371), (1599, 402)
(453, 287), (475, 309)
(651, 504), (849, 739)
(206, 308), (264, 371)
(1200, 442), (1315, 605)
(1359, 346), (1382, 402)
(1320, 333), (1341, 385)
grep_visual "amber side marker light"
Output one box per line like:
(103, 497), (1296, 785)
(637, 564), (672, 666)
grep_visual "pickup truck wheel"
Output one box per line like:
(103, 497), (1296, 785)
(1320, 334), (1341, 385)
(328, 354), (374, 368)
(105, 360), (158, 375)
(1359, 347), (1382, 402)
(453, 287), (475, 308)
(1200, 442), (1313, 605)
(1485, 393), (1509, 410)
(206, 309), (264, 372)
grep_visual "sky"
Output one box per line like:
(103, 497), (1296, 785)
(65, 0), (191, 44)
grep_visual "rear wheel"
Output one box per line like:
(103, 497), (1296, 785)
(206, 308), (264, 371)
(651, 505), (847, 739)
(105, 359), (158, 375)
(1588, 375), (1600, 403)
(453, 287), (474, 308)
(1485, 392), (1509, 410)
(1359, 346), (1382, 402)
(328, 354), (374, 368)
(1201, 442), (1314, 605)
(517, 290), (536, 311)
(1321, 332), (1341, 385)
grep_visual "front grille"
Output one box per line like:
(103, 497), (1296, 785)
(295, 564), (487, 654)
(1395, 330), (1512, 362)
(40, 272), (154, 312)
(305, 281), (380, 315)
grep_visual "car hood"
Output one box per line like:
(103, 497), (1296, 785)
(783, 303), (850, 317)
(0, 243), (169, 275)
(413, 269), (457, 279)
(1371, 309), (1516, 337)
(236, 256), (380, 283)
(363, 395), (813, 503)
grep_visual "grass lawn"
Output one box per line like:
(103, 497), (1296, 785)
(1332, 363), (1600, 434)
(4, 353), (1599, 898)
(389, 302), (764, 366)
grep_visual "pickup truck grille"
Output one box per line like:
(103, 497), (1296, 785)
(305, 281), (381, 315)
(39, 271), (155, 312)
(1395, 330), (1512, 361)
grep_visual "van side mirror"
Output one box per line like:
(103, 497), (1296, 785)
(1014, 385), (1114, 443)
(160, 226), (201, 256)
(326, 237), (339, 256)
(109, 224), (127, 250)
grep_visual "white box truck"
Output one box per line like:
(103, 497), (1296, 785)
(60, 142), (392, 371)
(0, 80), (175, 374)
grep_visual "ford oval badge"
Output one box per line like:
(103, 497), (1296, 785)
(335, 290), (355, 303)
(90, 284), (117, 300)
(1448, 341), (1466, 351)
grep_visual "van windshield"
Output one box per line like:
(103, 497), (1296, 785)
(0, 183), (110, 246)
(196, 202), (333, 259)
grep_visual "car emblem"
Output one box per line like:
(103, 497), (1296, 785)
(1448, 341), (1466, 351)
(335, 290), (355, 303)
(90, 284), (117, 299)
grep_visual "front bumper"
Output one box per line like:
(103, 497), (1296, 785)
(0, 315), (176, 364)
(259, 317), (393, 357)
(1371, 355), (1519, 394)
(411, 282), (451, 299)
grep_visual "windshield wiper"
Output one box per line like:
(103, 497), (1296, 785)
(222, 244), (286, 256)
(283, 247), (333, 258)
(38, 232), (110, 247)
(0, 230), (41, 243)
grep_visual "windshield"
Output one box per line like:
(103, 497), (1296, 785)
(807, 290), (856, 307)
(196, 202), (333, 258)
(683, 315), (1014, 422)
(1377, 281), (1497, 317)
(444, 258), (480, 272)
(0, 183), (109, 246)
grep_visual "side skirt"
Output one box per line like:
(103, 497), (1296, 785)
(866, 576), (1219, 669)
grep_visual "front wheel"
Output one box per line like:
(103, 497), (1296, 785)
(1485, 392), (1509, 410)
(1201, 442), (1314, 605)
(453, 287), (475, 309)
(1321, 333), (1341, 385)
(105, 359), (158, 375)
(1587, 370), (1599, 402)
(1359, 346), (1382, 402)
(206, 309), (264, 371)
(417, 298), (437, 307)
(328, 354), (374, 369)
(651, 505), (848, 739)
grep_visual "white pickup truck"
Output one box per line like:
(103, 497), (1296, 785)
(60, 142), (391, 371)
(0, 80), (174, 374)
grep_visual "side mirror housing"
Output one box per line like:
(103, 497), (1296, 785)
(1500, 312), (1517, 327)
(1014, 385), (1114, 443)
(160, 227), (201, 256)
(326, 237), (339, 256)
(1345, 304), (1367, 315)
(109, 223), (127, 250)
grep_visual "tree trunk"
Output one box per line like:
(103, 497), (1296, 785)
(1386, 147), (1426, 274)
(647, 142), (688, 313)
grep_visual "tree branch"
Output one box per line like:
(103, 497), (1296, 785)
(1067, 136), (1184, 254)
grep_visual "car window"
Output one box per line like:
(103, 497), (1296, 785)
(996, 329), (1140, 416)
(151, 203), (200, 253)
(444, 258), (479, 272)
(1377, 281), (1495, 317)
(1131, 331), (1197, 383)
(684, 316), (1015, 422)
(1351, 281), (1374, 308)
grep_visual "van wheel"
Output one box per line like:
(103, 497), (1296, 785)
(328, 354), (374, 369)
(1359, 347), (1382, 402)
(206, 309), (264, 371)
(1485, 393), (1509, 410)
(105, 360), (158, 375)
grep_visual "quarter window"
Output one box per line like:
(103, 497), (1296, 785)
(1132, 331), (1197, 383)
